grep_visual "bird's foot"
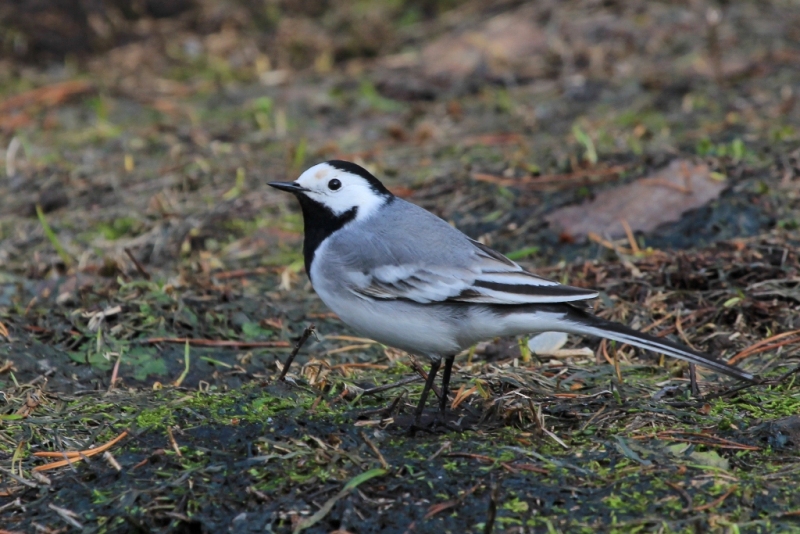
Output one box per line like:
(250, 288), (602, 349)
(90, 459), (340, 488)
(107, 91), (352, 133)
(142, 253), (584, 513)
(404, 412), (461, 435)
(405, 417), (435, 437)
(432, 412), (462, 432)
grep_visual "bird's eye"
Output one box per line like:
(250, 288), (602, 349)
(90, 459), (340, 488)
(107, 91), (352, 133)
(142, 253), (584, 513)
(328, 179), (342, 191)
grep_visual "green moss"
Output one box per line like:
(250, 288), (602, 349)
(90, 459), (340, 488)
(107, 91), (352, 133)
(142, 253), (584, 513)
(502, 497), (529, 513)
(135, 403), (175, 430)
(96, 217), (141, 240)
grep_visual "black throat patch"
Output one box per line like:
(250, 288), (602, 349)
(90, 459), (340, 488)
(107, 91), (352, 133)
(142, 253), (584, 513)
(296, 194), (357, 281)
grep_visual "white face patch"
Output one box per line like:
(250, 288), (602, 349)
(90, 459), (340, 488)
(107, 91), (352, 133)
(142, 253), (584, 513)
(294, 162), (389, 220)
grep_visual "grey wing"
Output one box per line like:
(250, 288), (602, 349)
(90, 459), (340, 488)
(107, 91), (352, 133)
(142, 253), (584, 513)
(345, 236), (598, 306)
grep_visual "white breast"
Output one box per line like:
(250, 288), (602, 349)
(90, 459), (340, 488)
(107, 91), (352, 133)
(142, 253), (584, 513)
(310, 238), (462, 359)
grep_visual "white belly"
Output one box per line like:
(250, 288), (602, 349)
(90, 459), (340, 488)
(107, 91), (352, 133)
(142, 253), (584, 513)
(315, 286), (462, 359)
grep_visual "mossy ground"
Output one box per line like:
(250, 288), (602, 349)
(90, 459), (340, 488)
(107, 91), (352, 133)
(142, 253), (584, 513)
(5, 359), (800, 532)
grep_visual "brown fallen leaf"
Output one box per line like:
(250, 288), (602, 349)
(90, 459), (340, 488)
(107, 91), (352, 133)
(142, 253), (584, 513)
(0, 80), (94, 114)
(544, 160), (727, 241)
(15, 390), (42, 418)
(421, 8), (547, 83)
(0, 80), (95, 132)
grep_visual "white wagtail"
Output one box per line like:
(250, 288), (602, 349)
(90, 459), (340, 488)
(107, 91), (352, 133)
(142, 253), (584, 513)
(269, 161), (756, 422)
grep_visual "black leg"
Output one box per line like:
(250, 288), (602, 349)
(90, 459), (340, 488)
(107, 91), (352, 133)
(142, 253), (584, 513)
(414, 359), (441, 424)
(439, 355), (455, 416)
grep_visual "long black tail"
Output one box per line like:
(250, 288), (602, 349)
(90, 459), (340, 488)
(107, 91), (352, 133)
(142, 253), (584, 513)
(557, 305), (757, 383)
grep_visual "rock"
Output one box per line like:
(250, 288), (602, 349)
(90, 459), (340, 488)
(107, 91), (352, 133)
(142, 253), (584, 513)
(527, 332), (568, 356)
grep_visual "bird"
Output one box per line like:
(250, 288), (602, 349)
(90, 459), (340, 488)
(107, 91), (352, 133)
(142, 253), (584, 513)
(269, 160), (757, 425)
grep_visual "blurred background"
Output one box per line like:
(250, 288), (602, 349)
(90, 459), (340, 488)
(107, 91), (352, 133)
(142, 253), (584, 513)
(1, 0), (798, 278)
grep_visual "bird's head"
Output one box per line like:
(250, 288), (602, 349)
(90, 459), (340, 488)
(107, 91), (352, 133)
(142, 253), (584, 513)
(269, 161), (393, 220)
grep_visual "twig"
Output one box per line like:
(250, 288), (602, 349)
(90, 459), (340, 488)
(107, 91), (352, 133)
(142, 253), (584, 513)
(425, 481), (481, 519)
(528, 399), (569, 449)
(123, 247), (151, 280)
(510, 463), (549, 474)
(600, 338), (619, 368)
(323, 344), (374, 356)
(451, 385), (478, 410)
(409, 358), (442, 399)
(665, 481), (694, 510)
(103, 451), (122, 471)
(172, 341), (190, 387)
(652, 431), (759, 451)
(166, 427), (182, 457)
(674, 312), (697, 350)
(33, 430), (129, 471)
(48, 504), (83, 529)
(588, 232), (635, 256)
(0, 498), (22, 514)
(612, 343), (623, 382)
(579, 405), (607, 432)
(700, 381), (760, 402)
(213, 267), (271, 280)
(0, 467), (38, 488)
(426, 441), (452, 462)
(108, 351), (123, 392)
(619, 219), (641, 255)
(330, 363), (387, 371)
(131, 458), (149, 470)
(770, 364), (800, 385)
(728, 330), (800, 364)
(279, 324), (316, 381)
(641, 314), (674, 334)
(324, 335), (376, 343)
(0, 80), (94, 114)
(744, 329), (800, 358)
(693, 485), (737, 512)
(360, 432), (389, 470)
(446, 452), (497, 463)
(356, 391), (407, 419)
(141, 337), (290, 348)
(360, 376), (422, 396)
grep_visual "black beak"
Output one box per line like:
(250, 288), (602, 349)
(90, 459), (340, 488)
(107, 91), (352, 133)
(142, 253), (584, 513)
(268, 181), (308, 194)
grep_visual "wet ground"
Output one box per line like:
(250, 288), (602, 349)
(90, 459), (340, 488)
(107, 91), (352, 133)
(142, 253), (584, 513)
(1, 0), (800, 532)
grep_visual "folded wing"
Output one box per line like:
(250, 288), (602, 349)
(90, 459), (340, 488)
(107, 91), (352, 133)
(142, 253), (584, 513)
(347, 238), (598, 305)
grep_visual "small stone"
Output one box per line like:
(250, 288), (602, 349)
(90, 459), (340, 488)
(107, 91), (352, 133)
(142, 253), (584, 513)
(527, 332), (568, 356)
